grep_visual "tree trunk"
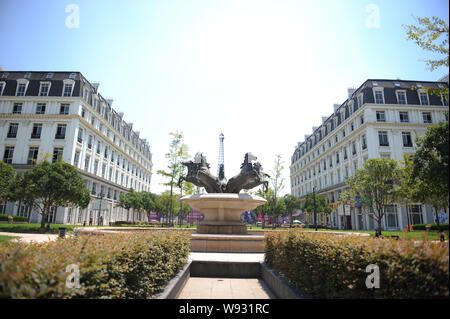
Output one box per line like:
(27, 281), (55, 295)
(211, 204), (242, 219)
(433, 205), (441, 231)
(405, 203), (410, 232)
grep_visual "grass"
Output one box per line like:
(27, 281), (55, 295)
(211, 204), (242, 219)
(300, 228), (448, 240)
(0, 235), (20, 244)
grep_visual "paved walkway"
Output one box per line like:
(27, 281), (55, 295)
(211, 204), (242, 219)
(178, 277), (275, 299)
(0, 232), (58, 243)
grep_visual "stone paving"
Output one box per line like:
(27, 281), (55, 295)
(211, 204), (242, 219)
(0, 232), (58, 243)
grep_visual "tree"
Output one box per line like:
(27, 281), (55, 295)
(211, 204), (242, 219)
(283, 194), (302, 226)
(157, 131), (189, 225)
(404, 16), (449, 103)
(268, 154), (285, 227)
(140, 191), (159, 222)
(404, 16), (449, 72)
(24, 160), (91, 229)
(117, 192), (133, 221)
(301, 191), (331, 229)
(397, 154), (420, 231)
(0, 161), (16, 206)
(345, 158), (401, 236)
(411, 121), (449, 230)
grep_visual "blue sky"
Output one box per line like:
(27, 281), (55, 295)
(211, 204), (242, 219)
(0, 0), (448, 195)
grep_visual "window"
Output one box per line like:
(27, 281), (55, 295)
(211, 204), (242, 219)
(343, 148), (348, 160)
(336, 153), (340, 163)
(84, 156), (90, 171)
(36, 103), (46, 114)
(399, 111), (409, 123)
(52, 148), (63, 163)
(74, 151), (80, 167)
(358, 94), (364, 107)
(352, 142), (357, 155)
(380, 153), (390, 159)
(31, 123), (42, 139)
(378, 131), (389, 146)
(83, 88), (89, 100)
(402, 132), (413, 147)
(81, 108), (86, 118)
(55, 124), (67, 139)
(39, 83), (50, 96)
(3, 146), (14, 164)
(376, 111), (385, 122)
(360, 116), (364, 125)
(16, 83), (27, 96)
(0, 82), (5, 96)
(60, 103), (70, 114)
(69, 73), (76, 79)
(396, 91), (407, 105)
(27, 147), (39, 165)
(422, 112), (432, 124)
(408, 205), (423, 225)
(96, 141), (101, 154)
(77, 128), (83, 143)
(419, 92), (429, 105)
(93, 160), (99, 175)
(374, 90), (384, 104)
(362, 135), (367, 150)
(63, 83), (73, 97)
(1, 73), (8, 79)
(442, 94), (449, 106)
(7, 123), (18, 138)
(102, 164), (106, 178)
(87, 135), (93, 149)
(46, 73), (53, 79)
(12, 103), (22, 114)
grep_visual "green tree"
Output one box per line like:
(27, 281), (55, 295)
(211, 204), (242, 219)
(345, 158), (401, 236)
(268, 154), (284, 227)
(301, 191), (331, 229)
(117, 192), (133, 221)
(157, 131), (189, 226)
(0, 161), (16, 206)
(283, 194), (302, 226)
(140, 191), (159, 222)
(24, 160), (91, 229)
(404, 16), (449, 71)
(411, 121), (449, 230)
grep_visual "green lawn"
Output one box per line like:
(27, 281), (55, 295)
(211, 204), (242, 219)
(0, 235), (20, 244)
(301, 228), (448, 240)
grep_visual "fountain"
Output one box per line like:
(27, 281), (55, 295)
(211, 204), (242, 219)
(179, 152), (269, 244)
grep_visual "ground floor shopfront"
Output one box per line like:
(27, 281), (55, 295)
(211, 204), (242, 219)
(303, 203), (449, 231)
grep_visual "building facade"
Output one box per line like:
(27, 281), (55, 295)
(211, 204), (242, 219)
(0, 71), (153, 225)
(290, 78), (449, 231)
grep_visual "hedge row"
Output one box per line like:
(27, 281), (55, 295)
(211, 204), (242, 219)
(412, 223), (449, 231)
(0, 214), (28, 222)
(0, 231), (191, 298)
(265, 231), (449, 299)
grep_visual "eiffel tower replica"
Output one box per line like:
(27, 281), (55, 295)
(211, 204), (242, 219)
(217, 132), (225, 182)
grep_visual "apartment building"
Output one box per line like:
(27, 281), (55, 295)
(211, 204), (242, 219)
(290, 78), (448, 231)
(0, 71), (153, 225)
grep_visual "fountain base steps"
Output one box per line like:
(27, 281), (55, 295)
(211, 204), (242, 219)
(190, 233), (265, 253)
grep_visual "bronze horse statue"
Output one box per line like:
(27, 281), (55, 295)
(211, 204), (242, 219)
(177, 152), (270, 194)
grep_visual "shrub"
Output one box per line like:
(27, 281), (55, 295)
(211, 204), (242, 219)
(0, 231), (191, 298)
(0, 214), (28, 222)
(265, 230), (449, 299)
(412, 223), (449, 231)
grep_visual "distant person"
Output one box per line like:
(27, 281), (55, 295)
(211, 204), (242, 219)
(89, 216), (93, 226)
(99, 215), (103, 226)
(440, 230), (446, 242)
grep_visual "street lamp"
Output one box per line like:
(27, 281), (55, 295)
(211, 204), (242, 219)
(98, 191), (104, 226)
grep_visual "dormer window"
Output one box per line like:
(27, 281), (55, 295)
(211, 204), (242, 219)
(372, 81), (378, 86)
(396, 90), (407, 105)
(39, 82), (51, 96)
(1, 73), (8, 79)
(0, 82), (5, 96)
(374, 89), (384, 104)
(358, 94), (363, 107)
(24, 72), (31, 79)
(46, 73), (53, 79)
(15, 79), (29, 96)
(62, 79), (75, 97)
(69, 73), (76, 79)
(418, 90), (429, 106)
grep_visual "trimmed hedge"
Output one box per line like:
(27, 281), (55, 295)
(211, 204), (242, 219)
(265, 230), (449, 299)
(0, 214), (28, 222)
(0, 231), (191, 298)
(412, 223), (449, 231)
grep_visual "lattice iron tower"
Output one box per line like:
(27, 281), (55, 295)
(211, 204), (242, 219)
(217, 132), (225, 178)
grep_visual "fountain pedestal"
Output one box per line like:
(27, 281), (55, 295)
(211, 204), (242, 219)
(180, 193), (266, 235)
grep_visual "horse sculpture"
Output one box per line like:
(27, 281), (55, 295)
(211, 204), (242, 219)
(177, 152), (270, 194)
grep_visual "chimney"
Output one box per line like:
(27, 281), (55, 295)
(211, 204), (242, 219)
(304, 134), (309, 141)
(333, 104), (340, 112)
(106, 99), (113, 107)
(92, 82), (100, 92)
(347, 88), (356, 98)
(118, 112), (124, 118)
(322, 116), (328, 123)
(312, 126), (318, 133)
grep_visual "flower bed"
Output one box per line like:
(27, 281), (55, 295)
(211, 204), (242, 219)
(0, 231), (191, 298)
(265, 230), (449, 298)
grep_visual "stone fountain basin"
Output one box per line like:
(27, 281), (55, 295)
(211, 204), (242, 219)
(180, 193), (267, 234)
